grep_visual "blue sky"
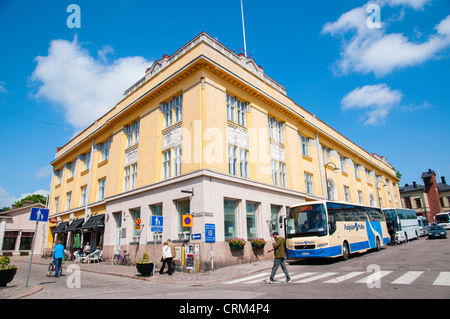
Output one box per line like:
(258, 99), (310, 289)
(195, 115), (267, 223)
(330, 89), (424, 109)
(1, 0), (449, 207)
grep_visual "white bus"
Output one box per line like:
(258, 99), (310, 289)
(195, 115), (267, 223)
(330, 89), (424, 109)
(285, 200), (390, 260)
(382, 208), (420, 243)
(435, 212), (450, 230)
(417, 216), (430, 236)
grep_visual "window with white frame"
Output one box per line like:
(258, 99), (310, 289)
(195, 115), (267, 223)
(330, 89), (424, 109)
(98, 178), (106, 200)
(358, 190), (364, 204)
(304, 172), (314, 195)
(227, 94), (247, 127)
(300, 134), (310, 156)
(98, 138), (111, 162)
(246, 202), (259, 239)
(80, 185), (87, 206)
(54, 197), (59, 214)
(340, 156), (347, 173)
(268, 116), (284, 144)
(124, 163), (137, 192)
(125, 120), (139, 148)
(162, 94), (183, 129)
(272, 160), (286, 187)
(55, 169), (62, 184)
(131, 208), (141, 242)
(66, 191), (72, 210)
(228, 145), (238, 176)
(162, 146), (181, 180)
(66, 162), (75, 179)
(228, 145), (249, 178)
(344, 186), (350, 202)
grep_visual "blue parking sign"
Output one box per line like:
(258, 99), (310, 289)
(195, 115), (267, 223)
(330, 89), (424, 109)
(30, 207), (49, 222)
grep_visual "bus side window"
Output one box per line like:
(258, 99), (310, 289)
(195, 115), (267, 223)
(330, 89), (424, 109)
(328, 214), (336, 235)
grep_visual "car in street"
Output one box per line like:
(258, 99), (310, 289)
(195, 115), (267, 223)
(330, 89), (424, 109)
(428, 225), (447, 239)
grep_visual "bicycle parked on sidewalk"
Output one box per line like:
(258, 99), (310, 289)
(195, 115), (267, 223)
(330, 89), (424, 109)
(113, 249), (131, 266)
(46, 259), (62, 277)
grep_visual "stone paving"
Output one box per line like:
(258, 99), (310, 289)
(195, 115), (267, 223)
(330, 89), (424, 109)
(0, 256), (274, 299)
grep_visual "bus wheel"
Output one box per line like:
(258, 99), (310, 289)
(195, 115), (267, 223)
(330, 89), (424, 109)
(341, 242), (350, 261)
(375, 237), (381, 251)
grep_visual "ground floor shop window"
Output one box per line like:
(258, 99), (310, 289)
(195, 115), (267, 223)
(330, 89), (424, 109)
(19, 232), (34, 251)
(246, 202), (259, 239)
(224, 199), (238, 238)
(177, 199), (190, 240)
(2, 231), (18, 251)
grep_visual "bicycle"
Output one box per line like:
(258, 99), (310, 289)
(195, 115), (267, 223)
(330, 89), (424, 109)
(46, 259), (63, 277)
(113, 250), (131, 266)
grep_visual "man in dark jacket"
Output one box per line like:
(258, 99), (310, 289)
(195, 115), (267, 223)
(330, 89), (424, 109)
(265, 232), (291, 283)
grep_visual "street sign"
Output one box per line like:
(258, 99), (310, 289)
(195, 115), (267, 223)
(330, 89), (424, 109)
(205, 223), (215, 243)
(135, 218), (141, 225)
(29, 208), (49, 222)
(182, 214), (193, 227)
(151, 216), (163, 232)
(191, 233), (201, 240)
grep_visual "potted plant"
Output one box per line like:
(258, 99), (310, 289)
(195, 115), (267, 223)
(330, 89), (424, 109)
(227, 238), (246, 250)
(251, 238), (266, 249)
(135, 252), (154, 277)
(0, 256), (19, 287)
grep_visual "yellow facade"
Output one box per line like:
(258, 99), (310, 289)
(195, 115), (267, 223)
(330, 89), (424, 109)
(47, 32), (400, 265)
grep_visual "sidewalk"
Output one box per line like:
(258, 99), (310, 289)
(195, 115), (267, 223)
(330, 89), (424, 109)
(1, 256), (274, 299)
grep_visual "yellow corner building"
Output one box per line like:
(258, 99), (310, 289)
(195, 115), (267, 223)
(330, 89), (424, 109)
(46, 32), (401, 270)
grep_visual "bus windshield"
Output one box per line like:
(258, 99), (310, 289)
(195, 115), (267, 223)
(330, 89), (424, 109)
(287, 203), (327, 238)
(436, 214), (450, 224)
(383, 209), (400, 231)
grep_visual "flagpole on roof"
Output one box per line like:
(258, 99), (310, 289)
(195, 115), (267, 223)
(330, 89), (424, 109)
(240, 0), (247, 57)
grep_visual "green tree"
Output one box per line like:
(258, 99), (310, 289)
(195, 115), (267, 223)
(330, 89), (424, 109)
(14, 194), (47, 208)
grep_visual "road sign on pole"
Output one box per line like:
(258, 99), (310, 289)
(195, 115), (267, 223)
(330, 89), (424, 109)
(30, 207), (49, 222)
(26, 207), (50, 287)
(151, 216), (163, 232)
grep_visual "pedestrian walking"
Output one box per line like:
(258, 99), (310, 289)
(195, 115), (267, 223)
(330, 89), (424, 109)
(167, 239), (176, 273)
(265, 232), (291, 284)
(53, 241), (65, 278)
(159, 241), (173, 275)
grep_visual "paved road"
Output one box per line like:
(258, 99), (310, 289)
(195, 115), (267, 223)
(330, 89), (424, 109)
(1, 236), (449, 300)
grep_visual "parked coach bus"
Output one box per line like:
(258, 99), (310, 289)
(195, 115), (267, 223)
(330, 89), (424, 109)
(382, 208), (420, 243)
(285, 200), (390, 261)
(435, 212), (450, 230)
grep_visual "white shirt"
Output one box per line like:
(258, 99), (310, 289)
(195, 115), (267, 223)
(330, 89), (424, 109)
(162, 245), (172, 258)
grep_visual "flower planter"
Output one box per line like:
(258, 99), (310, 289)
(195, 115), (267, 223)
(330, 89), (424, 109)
(0, 268), (18, 287)
(136, 263), (154, 277)
(251, 243), (265, 249)
(229, 244), (245, 250)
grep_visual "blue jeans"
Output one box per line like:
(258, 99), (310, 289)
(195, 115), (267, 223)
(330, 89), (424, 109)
(54, 258), (62, 277)
(270, 257), (290, 281)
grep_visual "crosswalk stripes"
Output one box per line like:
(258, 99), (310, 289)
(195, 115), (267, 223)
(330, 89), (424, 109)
(433, 272), (450, 286)
(391, 271), (424, 285)
(222, 270), (450, 287)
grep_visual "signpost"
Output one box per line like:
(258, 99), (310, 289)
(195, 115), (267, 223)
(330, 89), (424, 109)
(26, 208), (49, 287)
(205, 223), (215, 243)
(151, 216), (164, 276)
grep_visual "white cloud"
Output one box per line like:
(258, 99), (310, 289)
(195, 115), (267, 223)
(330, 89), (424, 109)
(322, 1), (450, 77)
(0, 185), (50, 209)
(35, 165), (52, 179)
(341, 84), (403, 125)
(31, 37), (152, 130)
(0, 81), (8, 93)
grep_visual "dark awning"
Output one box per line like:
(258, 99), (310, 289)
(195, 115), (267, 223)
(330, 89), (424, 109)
(51, 221), (69, 234)
(82, 214), (105, 231)
(65, 218), (84, 232)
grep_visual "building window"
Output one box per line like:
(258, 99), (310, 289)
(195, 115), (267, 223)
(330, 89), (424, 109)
(279, 162), (286, 187)
(66, 192), (72, 210)
(124, 163), (137, 192)
(239, 149), (249, 178)
(99, 138), (111, 162)
(224, 199), (238, 239)
(173, 146), (181, 177)
(67, 162), (75, 179)
(227, 94), (247, 127)
(272, 160), (278, 186)
(370, 194), (375, 206)
(300, 134), (309, 156)
(125, 120), (139, 148)
(327, 178), (337, 200)
(228, 145), (238, 176)
(162, 150), (171, 180)
(340, 156), (347, 173)
(2, 231), (18, 251)
(162, 94), (183, 129)
(344, 186), (350, 202)
(246, 202), (259, 239)
(268, 116), (283, 144)
(271, 205), (280, 234)
(177, 199), (191, 240)
(80, 186), (87, 206)
(55, 169), (62, 184)
(98, 178), (106, 200)
(358, 190), (364, 204)
(19, 232), (34, 251)
(131, 208), (141, 242)
(304, 172), (314, 195)
(404, 197), (412, 209)
(54, 197), (59, 214)
(415, 198), (422, 209)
